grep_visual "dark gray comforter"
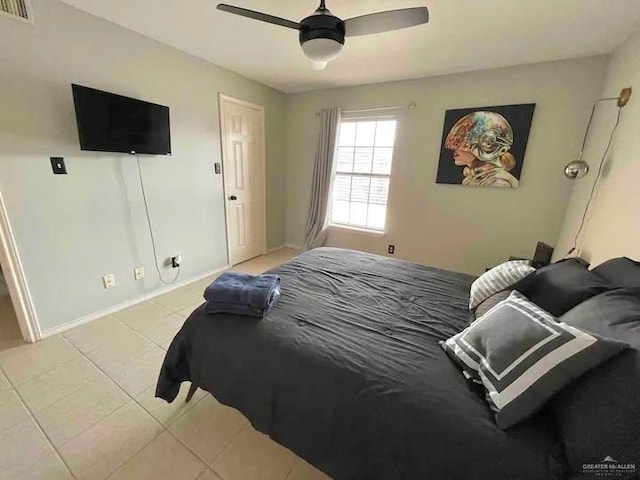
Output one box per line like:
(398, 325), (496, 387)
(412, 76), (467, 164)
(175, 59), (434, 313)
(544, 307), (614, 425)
(156, 247), (566, 479)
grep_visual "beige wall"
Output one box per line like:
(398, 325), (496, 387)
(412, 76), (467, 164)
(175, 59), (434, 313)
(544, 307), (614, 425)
(555, 30), (640, 266)
(285, 58), (608, 275)
(0, 0), (286, 332)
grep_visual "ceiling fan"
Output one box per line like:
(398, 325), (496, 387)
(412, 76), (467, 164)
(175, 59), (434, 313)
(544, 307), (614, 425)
(217, 1), (429, 70)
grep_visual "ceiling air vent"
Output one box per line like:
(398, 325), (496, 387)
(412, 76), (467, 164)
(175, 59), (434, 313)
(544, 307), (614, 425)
(0, 0), (33, 23)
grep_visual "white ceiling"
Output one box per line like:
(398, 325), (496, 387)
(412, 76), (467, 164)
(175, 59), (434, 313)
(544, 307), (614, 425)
(61, 0), (640, 93)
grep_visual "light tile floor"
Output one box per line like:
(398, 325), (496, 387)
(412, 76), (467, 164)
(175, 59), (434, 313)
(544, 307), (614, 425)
(0, 248), (329, 480)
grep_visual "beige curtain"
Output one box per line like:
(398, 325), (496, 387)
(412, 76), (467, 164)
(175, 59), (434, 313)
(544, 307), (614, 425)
(304, 108), (341, 250)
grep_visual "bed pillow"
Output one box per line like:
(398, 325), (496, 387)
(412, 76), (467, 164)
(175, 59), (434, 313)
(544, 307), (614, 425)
(550, 289), (640, 474)
(591, 257), (640, 288)
(442, 291), (628, 429)
(473, 290), (512, 321)
(469, 260), (535, 310)
(516, 258), (612, 317)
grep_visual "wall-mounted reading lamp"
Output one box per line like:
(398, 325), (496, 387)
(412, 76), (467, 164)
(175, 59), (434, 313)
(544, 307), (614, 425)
(564, 87), (632, 179)
(564, 87), (632, 256)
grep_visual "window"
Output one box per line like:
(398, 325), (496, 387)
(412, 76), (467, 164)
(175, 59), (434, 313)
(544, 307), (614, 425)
(330, 118), (397, 231)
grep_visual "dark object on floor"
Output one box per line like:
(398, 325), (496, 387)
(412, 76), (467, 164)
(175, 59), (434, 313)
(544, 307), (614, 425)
(203, 271), (281, 317)
(157, 248), (566, 480)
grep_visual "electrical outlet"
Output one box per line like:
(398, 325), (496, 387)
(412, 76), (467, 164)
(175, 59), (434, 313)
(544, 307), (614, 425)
(388, 245), (395, 255)
(134, 266), (144, 280)
(171, 254), (182, 268)
(50, 157), (67, 175)
(102, 274), (116, 289)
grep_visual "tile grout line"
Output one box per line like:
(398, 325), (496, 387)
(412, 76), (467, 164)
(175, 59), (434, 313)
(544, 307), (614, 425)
(3, 251), (296, 480)
(166, 421), (252, 478)
(65, 310), (203, 418)
(23, 335), (163, 480)
(75, 315), (165, 362)
(67, 327), (212, 479)
(163, 426), (233, 477)
(4, 302), (205, 479)
(5, 337), (216, 480)
(10, 344), (113, 397)
(106, 294), (249, 477)
(0, 339), (85, 480)
(0, 341), (80, 387)
(10, 376), (77, 479)
(56, 335), (161, 478)
(202, 421), (297, 480)
(212, 423), (250, 463)
(115, 310), (183, 351)
(153, 252), (298, 478)
(66, 337), (169, 479)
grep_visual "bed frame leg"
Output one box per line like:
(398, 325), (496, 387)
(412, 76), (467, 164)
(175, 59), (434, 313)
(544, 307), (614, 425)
(185, 383), (198, 403)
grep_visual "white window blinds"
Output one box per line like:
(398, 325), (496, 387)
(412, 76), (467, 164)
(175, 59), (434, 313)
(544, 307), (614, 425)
(0, 0), (32, 22)
(330, 118), (397, 231)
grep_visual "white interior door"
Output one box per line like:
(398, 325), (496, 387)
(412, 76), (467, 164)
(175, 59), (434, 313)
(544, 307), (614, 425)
(219, 94), (266, 266)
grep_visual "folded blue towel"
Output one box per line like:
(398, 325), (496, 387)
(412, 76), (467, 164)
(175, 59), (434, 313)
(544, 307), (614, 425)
(203, 272), (281, 318)
(204, 287), (280, 318)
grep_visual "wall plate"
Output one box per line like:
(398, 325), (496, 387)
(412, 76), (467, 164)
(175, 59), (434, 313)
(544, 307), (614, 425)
(102, 274), (116, 289)
(50, 157), (67, 174)
(134, 266), (144, 280)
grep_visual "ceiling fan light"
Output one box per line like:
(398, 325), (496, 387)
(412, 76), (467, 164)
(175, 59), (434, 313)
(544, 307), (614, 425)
(301, 38), (343, 62)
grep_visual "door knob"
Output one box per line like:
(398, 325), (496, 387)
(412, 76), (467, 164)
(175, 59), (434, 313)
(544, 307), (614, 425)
(229, 195), (237, 201)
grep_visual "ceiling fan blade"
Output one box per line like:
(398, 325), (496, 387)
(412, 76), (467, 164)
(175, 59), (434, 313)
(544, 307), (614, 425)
(344, 7), (429, 37)
(217, 4), (300, 30)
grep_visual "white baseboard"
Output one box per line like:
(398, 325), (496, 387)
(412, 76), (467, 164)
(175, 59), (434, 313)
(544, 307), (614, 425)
(266, 244), (302, 254)
(265, 244), (285, 254)
(41, 265), (230, 338)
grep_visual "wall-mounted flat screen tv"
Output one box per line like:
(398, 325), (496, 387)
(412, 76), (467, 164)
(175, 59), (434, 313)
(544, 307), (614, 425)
(71, 84), (171, 155)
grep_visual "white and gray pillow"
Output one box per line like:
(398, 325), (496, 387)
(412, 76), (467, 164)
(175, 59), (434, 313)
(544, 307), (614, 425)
(442, 291), (628, 429)
(473, 290), (512, 321)
(469, 260), (535, 310)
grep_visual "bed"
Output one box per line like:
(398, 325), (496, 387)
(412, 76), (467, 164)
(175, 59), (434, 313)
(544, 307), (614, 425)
(156, 247), (566, 479)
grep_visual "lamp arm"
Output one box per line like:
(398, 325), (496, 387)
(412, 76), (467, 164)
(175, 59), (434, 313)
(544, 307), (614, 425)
(563, 87), (632, 256)
(576, 102), (598, 161)
(575, 88), (632, 161)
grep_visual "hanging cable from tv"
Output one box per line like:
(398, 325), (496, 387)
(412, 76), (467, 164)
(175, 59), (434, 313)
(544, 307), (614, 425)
(135, 155), (181, 285)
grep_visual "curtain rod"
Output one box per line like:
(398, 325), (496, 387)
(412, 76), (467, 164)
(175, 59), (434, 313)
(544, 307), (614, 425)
(316, 102), (416, 116)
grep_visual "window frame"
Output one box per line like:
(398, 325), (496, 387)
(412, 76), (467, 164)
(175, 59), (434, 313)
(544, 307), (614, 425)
(328, 115), (398, 233)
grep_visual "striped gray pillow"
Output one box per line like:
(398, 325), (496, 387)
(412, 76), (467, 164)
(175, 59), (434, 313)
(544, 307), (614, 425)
(442, 291), (628, 429)
(469, 260), (534, 309)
